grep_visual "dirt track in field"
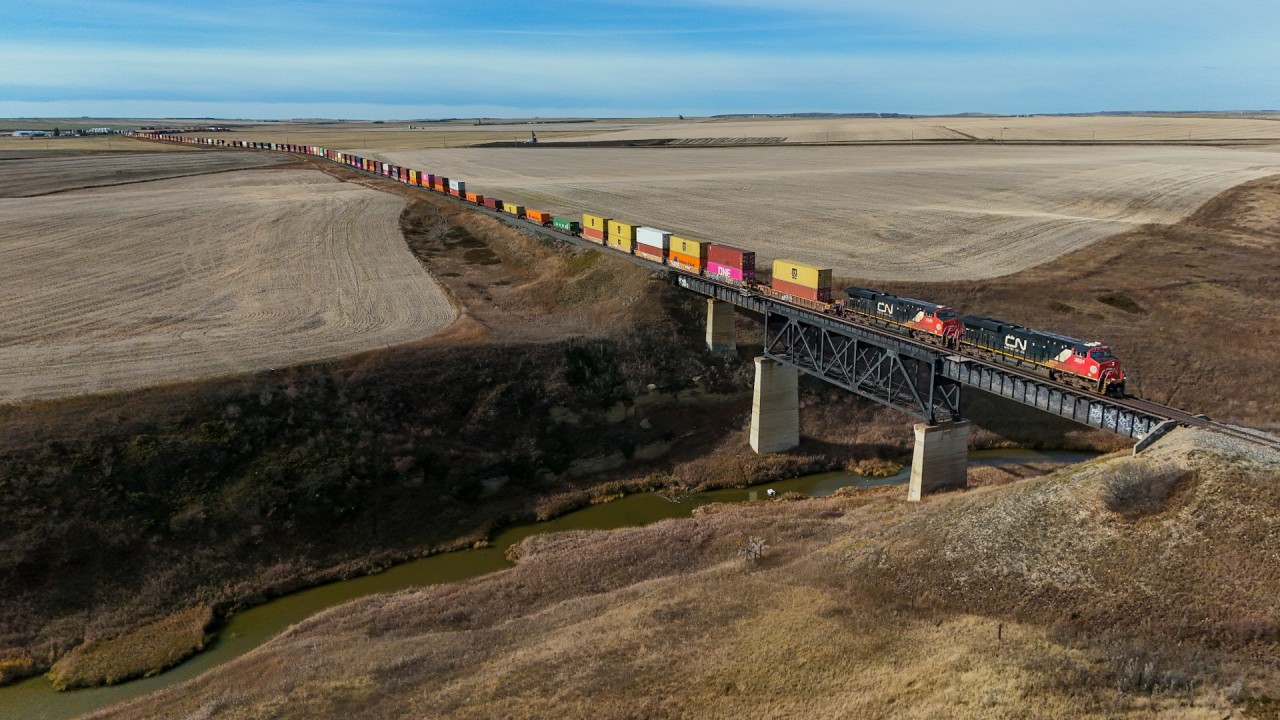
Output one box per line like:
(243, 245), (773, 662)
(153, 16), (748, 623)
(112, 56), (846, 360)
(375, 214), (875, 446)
(0, 161), (456, 404)
(373, 143), (1280, 280)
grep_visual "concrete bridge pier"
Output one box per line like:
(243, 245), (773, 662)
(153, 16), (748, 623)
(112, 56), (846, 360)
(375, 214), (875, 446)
(907, 420), (971, 501)
(705, 299), (737, 354)
(750, 357), (799, 454)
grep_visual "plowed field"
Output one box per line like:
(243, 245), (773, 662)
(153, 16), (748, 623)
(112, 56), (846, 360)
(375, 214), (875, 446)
(569, 115), (1280, 143)
(375, 144), (1280, 280)
(0, 161), (455, 404)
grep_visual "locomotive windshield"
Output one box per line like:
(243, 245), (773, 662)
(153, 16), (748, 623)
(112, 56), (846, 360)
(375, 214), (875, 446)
(936, 309), (956, 320)
(1088, 348), (1115, 361)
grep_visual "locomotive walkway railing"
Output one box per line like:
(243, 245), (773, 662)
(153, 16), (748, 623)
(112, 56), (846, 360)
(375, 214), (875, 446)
(672, 272), (1168, 438)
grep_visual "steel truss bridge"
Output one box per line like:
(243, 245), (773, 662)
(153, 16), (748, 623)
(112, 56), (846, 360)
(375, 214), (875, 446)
(675, 274), (1167, 438)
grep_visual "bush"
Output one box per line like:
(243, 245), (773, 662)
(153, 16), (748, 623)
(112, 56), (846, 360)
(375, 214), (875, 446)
(1100, 462), (1189, 518)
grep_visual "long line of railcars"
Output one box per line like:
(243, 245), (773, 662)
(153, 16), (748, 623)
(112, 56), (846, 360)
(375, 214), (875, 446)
(127, 131), (1127, 397)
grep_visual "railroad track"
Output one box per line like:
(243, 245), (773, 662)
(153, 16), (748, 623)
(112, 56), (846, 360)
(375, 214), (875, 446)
(1115, 395), (1280, 453)
(170, 138), (1280, 453)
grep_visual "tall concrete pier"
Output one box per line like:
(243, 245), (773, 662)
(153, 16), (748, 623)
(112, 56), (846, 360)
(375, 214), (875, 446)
(750, 357), (799, 454)
(907, 420), (970, 501)
(705, 299), (737, 354)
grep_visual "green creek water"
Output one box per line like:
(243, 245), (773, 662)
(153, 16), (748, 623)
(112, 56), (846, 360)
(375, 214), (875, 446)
(1, 448), (1096, 719)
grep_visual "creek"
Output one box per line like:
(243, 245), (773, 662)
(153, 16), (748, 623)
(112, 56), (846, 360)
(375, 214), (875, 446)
(0, 448), (1096, 719)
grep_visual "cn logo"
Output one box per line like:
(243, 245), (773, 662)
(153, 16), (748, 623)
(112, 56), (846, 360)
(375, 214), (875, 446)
(1004, 335), (1028, 352)
(791, 268), (798, 279)
(876, 301), (894, 315)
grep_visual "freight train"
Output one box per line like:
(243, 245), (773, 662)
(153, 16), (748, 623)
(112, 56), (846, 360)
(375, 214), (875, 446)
(126, 131), (1128, 397)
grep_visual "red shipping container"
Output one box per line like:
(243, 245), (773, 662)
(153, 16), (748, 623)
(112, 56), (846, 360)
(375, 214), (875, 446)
(582, 227), (606, 243)
(483, 197), (502, 209)
(707, 244), (755, 272)
(635, 244), (666, 263)
(771, 278), (832, 303)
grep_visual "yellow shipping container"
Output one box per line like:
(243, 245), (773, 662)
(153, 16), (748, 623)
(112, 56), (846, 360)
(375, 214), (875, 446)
(772, 259), (832, 290)
(670, 236), (708, 259)
(583, 213), (610, 232)
(503, 202), (526, 216)
(607, 220), (639, 241)
(608, 236), (634, 253)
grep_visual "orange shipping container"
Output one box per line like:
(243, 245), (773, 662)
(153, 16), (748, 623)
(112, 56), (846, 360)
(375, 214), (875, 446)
(668, 251), (703, 271)
(526, 209), (553, 224)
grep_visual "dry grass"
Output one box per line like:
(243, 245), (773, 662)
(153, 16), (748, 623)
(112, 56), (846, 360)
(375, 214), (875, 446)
(86, 428), (1280, 719)
(0, 156), (455, 404)
(371, 144), (1280, 280)
(45, 606), (213, 690)
(0, 148), (288, 197)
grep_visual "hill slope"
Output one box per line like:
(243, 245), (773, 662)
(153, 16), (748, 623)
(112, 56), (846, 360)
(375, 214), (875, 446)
(92, 428), (1280, 719)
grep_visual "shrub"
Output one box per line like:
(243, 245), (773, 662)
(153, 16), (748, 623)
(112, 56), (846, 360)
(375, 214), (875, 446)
(1099, 462), (1190, 518)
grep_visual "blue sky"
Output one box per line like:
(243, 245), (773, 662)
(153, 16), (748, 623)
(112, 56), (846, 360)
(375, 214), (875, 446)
(2, 0), (1278, 118)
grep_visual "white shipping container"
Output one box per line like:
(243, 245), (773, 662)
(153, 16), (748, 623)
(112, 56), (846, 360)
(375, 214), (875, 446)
(636, 226), (671, 249)
(449, 179), (465, 192)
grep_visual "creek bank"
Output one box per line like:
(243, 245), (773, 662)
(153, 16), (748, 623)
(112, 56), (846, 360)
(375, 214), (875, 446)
(0, 446), (1102, 720)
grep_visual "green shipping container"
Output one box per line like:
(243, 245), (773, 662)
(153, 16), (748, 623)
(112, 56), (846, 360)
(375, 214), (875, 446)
(553, 217), (582, 233)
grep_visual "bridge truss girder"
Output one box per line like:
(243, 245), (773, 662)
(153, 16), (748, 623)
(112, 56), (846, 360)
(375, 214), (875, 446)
(763, 309), (961, 424)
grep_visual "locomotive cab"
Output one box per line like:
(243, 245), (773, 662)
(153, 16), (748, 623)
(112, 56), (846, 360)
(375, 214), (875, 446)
(1084, 345), (1126, 397)
(933, 307), (962, 341)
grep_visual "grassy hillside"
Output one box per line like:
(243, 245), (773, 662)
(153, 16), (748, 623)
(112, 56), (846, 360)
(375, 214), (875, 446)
(868, 173), (1280, 429)
(91, 428), (1280, 719)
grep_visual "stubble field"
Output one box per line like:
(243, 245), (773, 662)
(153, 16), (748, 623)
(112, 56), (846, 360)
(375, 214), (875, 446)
(373, 144), (1280, 280)
(0, 153), (456, 404)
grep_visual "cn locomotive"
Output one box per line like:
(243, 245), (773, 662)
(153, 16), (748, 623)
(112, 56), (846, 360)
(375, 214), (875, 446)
(128, 131), (1129, 398)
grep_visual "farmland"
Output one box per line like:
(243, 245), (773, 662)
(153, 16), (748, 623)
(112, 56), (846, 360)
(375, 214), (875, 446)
(372, 143), (1280, 280)
(0, 153), (456, 404)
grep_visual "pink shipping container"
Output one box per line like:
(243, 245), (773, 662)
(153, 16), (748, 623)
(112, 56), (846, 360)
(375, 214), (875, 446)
(706, 244), (756, 282)
(707, 261), (749, 282)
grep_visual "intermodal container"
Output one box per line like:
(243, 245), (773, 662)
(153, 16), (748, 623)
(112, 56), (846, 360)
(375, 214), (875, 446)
(424, 173), (435, 187)
(635, 243), (665, 262)
(635, 226), (671, 250)
(408, 170), (417, 185)
(772, 278), (832, 303)
(586, 212), (611, 233)
(449, 179), (466, 196)
(435, 177), (448, 192)
(607, 220), (639, 242)
(553, 217), (582, 233)
(669, 236), (708, 272)
(608, 236), (634, 253)
(526, 209), (553, 225)
(465, 192), (480, 203)
(583, 228), (606, 243)
(706, 244), (756, 283)
(483, 197), (502, 210)
(400, 168), (409, 182)
(503, 202), (526, 218)
(771, 259), (832, 291)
